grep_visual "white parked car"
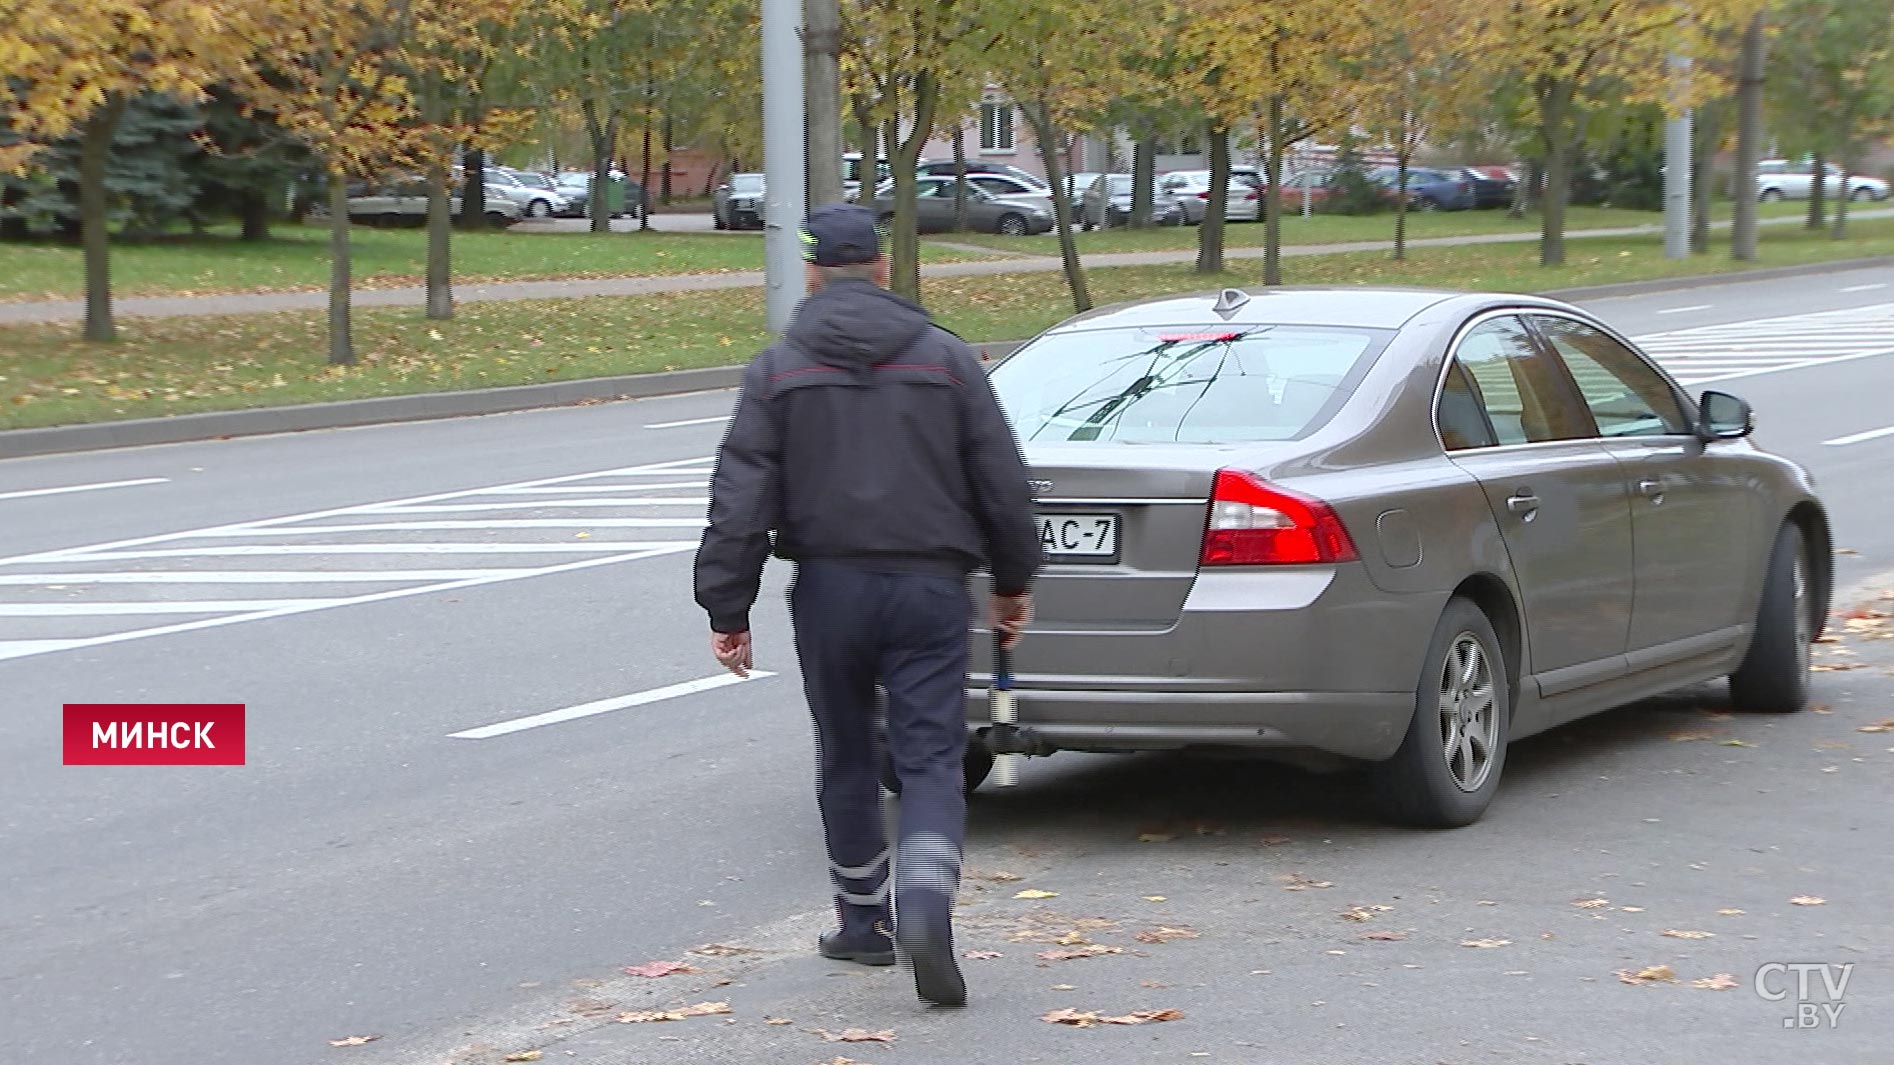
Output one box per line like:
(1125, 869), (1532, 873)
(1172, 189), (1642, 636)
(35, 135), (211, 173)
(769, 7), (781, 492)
(1755, 160), (1890, 202)
(345, 178), (523, 227)
(485, 168), (572, 218)
(1158, 169), (1263, 223)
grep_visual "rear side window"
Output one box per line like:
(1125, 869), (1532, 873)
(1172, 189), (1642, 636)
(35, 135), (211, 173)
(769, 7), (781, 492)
(1451, 315), (1593, 445)
(988, 326), (1391, 443)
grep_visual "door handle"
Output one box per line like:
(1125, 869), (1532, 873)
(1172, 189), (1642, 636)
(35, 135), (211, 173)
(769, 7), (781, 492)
(1637, 478), (1664, 497)
(1505, 492), (1540, 514)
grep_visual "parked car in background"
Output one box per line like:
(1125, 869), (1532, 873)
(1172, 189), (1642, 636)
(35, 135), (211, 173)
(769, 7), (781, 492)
(551, 171), (646, 219)
(843, 153), (891, 201)
(1081, 173), (1187, 228)
(916, 159), (1049, 191)
(346, 177), (522, 227)
(1755, 160), (1890, 202)
(482, 168), (571, 219)
(1457, 166), (1518, 209)
(1278, 168), (1340, 210)
(1369, 166), (1475, 211)
(713, 172), (767, 230)
(965, 285), (1830, 826)
(871, 175), (1054, 235)
(1060, 171), (1101, 215)
(1159, 169), (1262, 223)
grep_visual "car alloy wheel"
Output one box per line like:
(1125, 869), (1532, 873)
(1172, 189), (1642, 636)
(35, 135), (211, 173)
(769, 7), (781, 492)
(528, 199), (551, 218)
(1436, 633), (1499, 793)
(997, 213), (1029, 236)
(1760, 188), (1784, 202)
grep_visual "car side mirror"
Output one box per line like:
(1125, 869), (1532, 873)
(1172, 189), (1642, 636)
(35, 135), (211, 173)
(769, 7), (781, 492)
(1698, 390), (1753, 440)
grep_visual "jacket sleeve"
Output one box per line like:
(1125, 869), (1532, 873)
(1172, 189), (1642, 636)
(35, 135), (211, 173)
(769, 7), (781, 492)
(955, 342), (1042, 596)
(693, 356), (781, 633)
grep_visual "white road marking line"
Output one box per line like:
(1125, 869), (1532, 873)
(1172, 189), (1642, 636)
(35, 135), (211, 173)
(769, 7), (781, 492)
(76, 542), (700, 558)
(0, 570), (523, 584)
(0, 456), (713, 569)
(1823, 424), (1894, 446)
(367, 498), (707, 513)
(1655, 304), (1714, 314)
(218, 518), (707, 533)
(0, 477), (168, 502)
(1683, 345), (1894, 386)
(478, 482), (708, 495)
(0, 599), (347, 616)
(1840, 283), (1887, 292)
(0, 543), (695, 663)
(645, 415), (732, 429)
(448, 671), (777, 739)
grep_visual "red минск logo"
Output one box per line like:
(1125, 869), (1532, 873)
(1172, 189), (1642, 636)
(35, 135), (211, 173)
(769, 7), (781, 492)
(62, 704), (246, 766)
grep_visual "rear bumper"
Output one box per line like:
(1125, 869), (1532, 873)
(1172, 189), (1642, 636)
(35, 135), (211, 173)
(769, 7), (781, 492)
(963, 688), (1412, 760)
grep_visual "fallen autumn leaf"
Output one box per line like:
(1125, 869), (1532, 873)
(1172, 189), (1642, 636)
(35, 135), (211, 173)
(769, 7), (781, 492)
(1693, 974), (1740, 990)
(1014, 889), (1060, 900)
(1037, 945), (1125, 961)
(1617, 965), (1678, 985)
(328, 1035), (379, 1047)
(624, 960), (702, 978)
(1790, 896), (1827, 906)
(1661, 929), (1715, 939)
(1134, 926), (1200, 943)
(1461, 938), (1512, 948)
(616, 1002), (732, 1023)
(815, 1028), (896, 1043)
(502, 1052), (543, 1062)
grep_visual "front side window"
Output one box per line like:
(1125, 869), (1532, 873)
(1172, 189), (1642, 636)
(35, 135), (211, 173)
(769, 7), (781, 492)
(1450, 315), (1593, 445)
(1532, 316), (1688, 438)
(988, 326), (1391, 444)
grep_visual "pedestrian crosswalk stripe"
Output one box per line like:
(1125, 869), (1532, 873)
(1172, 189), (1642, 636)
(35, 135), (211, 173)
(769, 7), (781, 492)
(1630, 301), (1894, 385)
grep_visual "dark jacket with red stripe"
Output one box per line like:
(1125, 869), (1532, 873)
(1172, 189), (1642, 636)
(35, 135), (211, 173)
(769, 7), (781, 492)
(694, 277), (1041, 634)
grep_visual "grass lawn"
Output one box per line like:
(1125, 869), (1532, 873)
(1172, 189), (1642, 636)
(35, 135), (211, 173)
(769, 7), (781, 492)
(951, 199), (1823, 257)
(0, 223), (996, 303)
(5, 217), (1891, 431)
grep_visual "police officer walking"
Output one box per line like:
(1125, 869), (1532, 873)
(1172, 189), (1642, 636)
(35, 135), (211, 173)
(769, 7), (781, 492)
(693, 203), (1041, 1007)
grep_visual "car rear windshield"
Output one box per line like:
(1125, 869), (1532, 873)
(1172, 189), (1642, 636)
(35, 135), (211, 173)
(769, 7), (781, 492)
(990, 325), (1391, 443)
(731, 175), (765, 192)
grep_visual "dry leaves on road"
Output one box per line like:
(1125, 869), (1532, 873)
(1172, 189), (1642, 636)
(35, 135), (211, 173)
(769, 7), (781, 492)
(1661, 929), (1715, 939)
(624, 960), (702, 978)
(1857, 720), (1894, 733)
(1137, 832), (1174, 843)
(1014, 889), (1060, 900)
(691, 944), (759, 957)
(1791, 896), (1827, 906)
(1810, 663), (1862, 673)
(1617, 965), (1678, 985)
(1135, 926), (1200, 944)
(1722, 739), (1758, 747)
(1693, 974), (1740, 990)
(1278, 872), (1334, 891)
(815, 1058), (873, 1065)
(1360, 930), (1409, 941)
(1038, 945), (1125, 961)
(963, 950), (1003, 960)
(1717, 908), (1746, 916)
(814, 1029), (896, 1044)
(765, 1017), (794, 1025)
(616, 1002), (732, 1023)
(1042, 1008), (1184, 1028)
(1259, 835), (1293, 846)
(1461, 938), (1512, 948)
(1669, 730), (1720, 742)
(1340, 905), (1392, 922)
(972, 869), (1024, 883)
(328, 1035), (379, 1047)
(502, 1052), (543, 1063)
(1572, 897), (1611, 909)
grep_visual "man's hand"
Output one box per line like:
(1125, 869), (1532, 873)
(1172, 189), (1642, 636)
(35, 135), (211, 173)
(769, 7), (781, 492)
(990, 592), (1033, 650)
(710, 630), (754, 678)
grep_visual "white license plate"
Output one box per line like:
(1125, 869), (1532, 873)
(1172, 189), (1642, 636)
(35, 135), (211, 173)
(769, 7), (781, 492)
(1039, 513), (1118, 560)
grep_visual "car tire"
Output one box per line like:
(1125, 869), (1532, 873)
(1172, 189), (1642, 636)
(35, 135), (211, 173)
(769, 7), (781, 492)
(1372, 598), (1510, 828)
(1760, 188), (1784, 202)
(1849, 187), (1873, 202)
(1728, 523), (1814, 713)
(996, 212), (1028, 236)
(485, 210), (509, 228)
(527, 199), (551, 218)
(378, 212), (402, 228)
(1416, 197), (1440, 212)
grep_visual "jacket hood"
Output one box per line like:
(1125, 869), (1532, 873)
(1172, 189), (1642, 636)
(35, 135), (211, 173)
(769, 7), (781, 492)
(785, 278), (933, 368)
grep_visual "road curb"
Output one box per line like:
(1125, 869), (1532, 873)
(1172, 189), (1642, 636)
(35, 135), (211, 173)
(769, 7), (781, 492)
(3, 256), (1889, 459)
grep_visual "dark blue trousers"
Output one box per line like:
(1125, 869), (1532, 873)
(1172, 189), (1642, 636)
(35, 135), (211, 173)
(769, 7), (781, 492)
(788, 561), (969, 949)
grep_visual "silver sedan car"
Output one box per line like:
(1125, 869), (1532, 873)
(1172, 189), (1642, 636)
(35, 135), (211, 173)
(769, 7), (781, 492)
(963, 287), (1832, 827)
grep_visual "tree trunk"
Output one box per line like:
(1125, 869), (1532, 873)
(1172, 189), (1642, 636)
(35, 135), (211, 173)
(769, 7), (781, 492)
(1393, 143), (1411, 263)
(458, 145), (487, 231)
(1196, 120), (1228, 275)
(1806, 150), (1826, 230)
(1731, 11), (1767, 261)
(584, 99), (615, 235)
(803, 0), (844, 207)
(1130, 135), (1154, 229)
(852, 94), (877, 203)
(1690, 102), (1720, 254)
(1262, 96), (1285, 284)
(1832, 164), (1850, 238)
(79, 97), (128, 343)
(426, 157), (453, 320)
(951, 125), (969, 232)
(1024, 100), (1090, 313)
(325, 173), (355, 365)
(639, 70), (654, 233)
(661, 113), (675, 205)
(1538, 77), (1574, 267)
(239, 188), (271, 241)
(0, 181), (28, 240)
(887, 72), (941, 302)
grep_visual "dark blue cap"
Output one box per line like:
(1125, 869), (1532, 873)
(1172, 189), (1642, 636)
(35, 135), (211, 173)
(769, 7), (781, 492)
(800, 203), (882, 266)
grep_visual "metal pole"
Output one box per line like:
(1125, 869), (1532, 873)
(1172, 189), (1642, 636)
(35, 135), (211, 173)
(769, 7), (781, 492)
(762, 0), (807, 333)
(1663, 55), (1692, 259)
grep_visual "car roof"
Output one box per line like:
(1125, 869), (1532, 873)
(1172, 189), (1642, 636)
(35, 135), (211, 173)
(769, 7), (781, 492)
(1041, 286), (1563, 333)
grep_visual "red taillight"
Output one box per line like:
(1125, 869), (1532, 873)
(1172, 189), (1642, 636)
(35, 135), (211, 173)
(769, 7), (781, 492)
(1196, 191), (1212, 199)
(1200, 469), (1358, 566)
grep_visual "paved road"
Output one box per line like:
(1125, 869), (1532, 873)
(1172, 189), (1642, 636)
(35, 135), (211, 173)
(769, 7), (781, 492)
(2, 209), (1887, 325)
(2, 269), (1892, 1064)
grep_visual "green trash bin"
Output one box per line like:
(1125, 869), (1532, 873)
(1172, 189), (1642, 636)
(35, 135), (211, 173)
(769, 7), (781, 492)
(602, 176), (627, 219)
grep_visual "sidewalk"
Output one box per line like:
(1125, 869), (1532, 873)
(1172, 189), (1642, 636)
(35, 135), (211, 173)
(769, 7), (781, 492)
(5, 209), (1886, 326)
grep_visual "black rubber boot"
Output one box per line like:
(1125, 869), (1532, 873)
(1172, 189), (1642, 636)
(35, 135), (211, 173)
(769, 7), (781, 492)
(818, 905), (895, 966)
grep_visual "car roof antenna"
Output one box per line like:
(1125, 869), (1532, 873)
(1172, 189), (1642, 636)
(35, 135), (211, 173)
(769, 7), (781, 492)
(1212, 288), (1251, 319)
